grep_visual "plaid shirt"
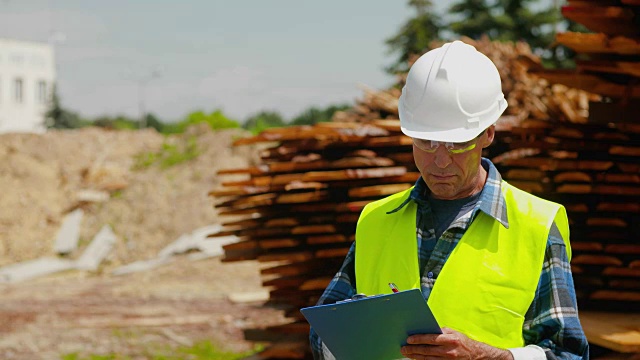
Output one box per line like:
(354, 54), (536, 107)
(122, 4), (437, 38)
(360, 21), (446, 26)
(310, 158), (589, 360)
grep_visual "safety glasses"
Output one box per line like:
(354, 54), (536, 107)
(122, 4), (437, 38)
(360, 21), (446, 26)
(412, 130), (485, 155)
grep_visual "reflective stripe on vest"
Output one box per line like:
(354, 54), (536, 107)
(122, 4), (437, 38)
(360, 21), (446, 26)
(355, 181), (570, 349)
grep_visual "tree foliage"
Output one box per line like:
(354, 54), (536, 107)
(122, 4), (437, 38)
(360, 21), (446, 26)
(46, 85), (87, 129)
(163, 110), (240, 134)
(243, 110), (286, 135)
(290, 104), (351, 126)
(387, 0), (579, 72)
(385, 0), (442, 74)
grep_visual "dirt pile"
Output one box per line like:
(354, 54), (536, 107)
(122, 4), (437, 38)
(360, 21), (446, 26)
(0, 125), (259, 269)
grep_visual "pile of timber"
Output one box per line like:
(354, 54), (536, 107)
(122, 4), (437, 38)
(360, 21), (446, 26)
(531, 1), (640, 120)
(211, 121), (418, 359)
(523, 0), (640, 310)
(209, 38), (618, 360)
(492, 119), (640, 310)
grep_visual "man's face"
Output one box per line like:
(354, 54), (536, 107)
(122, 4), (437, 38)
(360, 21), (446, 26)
(412, 126), (495, 200)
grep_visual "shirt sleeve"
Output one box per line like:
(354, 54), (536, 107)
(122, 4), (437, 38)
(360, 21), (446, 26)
(523, 221), (590, 360)
(309, 242), (357, 359)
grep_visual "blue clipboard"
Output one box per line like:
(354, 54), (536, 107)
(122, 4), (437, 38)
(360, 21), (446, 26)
(300, 288), (441, 360)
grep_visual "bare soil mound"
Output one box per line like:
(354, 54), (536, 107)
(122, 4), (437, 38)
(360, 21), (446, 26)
(0, 126), (286, 359)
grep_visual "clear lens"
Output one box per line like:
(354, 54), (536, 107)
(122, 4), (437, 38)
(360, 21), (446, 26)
(412, 139), (477, 154)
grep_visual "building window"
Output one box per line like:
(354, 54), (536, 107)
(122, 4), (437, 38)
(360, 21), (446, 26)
(14, 78), (23, 103)
(37, 80), (47, 104)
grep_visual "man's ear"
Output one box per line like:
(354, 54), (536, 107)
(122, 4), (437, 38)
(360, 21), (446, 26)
(482, 125), (495, 148)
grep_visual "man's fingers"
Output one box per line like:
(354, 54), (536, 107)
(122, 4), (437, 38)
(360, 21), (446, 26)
(406, 333), (441, 345)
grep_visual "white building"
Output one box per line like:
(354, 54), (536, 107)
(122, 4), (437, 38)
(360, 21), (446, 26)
(0, 38), (56, 133)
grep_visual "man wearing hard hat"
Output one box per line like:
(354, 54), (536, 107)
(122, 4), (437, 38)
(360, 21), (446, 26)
(310, 41), (589, 359)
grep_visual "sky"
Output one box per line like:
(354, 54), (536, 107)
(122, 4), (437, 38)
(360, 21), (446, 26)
(0, 1), (553, 123)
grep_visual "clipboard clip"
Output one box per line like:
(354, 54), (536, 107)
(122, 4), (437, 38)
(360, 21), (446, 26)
(336, 293), (367, 303)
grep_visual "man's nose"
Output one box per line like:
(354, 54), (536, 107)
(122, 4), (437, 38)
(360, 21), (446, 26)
(434, 145), (452, 168)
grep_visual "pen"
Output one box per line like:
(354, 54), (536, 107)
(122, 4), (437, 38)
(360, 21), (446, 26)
(388, 282), (399, 293)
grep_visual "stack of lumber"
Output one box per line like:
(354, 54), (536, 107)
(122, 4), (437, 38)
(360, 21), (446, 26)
(212, 122), (417, 359)
(491, 119), (640, 310)
(522, 0), (640, 312)
(531, 1), (640, 116)
(210, 38), (614, 360)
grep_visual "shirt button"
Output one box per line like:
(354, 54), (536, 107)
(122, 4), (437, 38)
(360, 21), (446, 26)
(427, 272), (434, 279)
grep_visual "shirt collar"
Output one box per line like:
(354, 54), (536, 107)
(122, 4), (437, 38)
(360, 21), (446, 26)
(388, 158), (509, 229)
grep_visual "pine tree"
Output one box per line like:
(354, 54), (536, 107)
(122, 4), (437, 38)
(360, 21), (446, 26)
(385, 0), (442, 75)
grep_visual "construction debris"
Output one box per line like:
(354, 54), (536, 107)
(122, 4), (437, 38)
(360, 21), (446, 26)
(53, 209), (84, 255)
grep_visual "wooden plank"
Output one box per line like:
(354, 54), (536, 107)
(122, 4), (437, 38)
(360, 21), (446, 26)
(299, 277), (332, 290)
(561, 5), (638, 36)
(222, 240), (258, 251)
(209, 185), (271, 197)
(315, 247), (350, 258)
(348, 183), (413, 198)
(336, 213), (359, 223)
(572, 242), (604, 251)
(556, 32), (640, 55)
(591, 290), (640, 302)
(577, 59), (640, 78)
(554, 172), (592, 183)
(370, 119), (401, 132)
(579, 311), (640, 353)
(594, 185), (640, 196)
(364, 135), (413, 147)
(529, 69), (640, 98)
(502, 157), (614, 171)
(597, 203), (640, 212)
(566, 203), (589, 212)
(257, 251), (313, 263)
(260, 238), (301, 250)
(265, 218), (299, 228)
(260, 260), (338, 277)
(307, 234), (349, 245)
(291, 224), (336, 235)
(302, 166), (407, 182)
(505, 169), (546, 180)
(597, 174), (640, 184)
(572, 255), (624, 266)
(276, 191), (329, 204)
(606, 245), (640, 254)
(604, 268), (640, 277)
(610, 146), (640, 157)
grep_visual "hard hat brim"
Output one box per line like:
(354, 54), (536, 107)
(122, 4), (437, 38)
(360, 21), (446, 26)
(400, 124), (489, 143)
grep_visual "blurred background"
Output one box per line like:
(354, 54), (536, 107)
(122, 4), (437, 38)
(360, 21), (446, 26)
(1, 0), (639, 359)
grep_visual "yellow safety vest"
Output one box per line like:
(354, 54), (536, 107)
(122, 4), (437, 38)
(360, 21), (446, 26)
(355, 181), (570, 349)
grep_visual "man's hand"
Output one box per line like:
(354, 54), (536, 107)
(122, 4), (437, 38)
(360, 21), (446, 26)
(400, 327), (514, 359)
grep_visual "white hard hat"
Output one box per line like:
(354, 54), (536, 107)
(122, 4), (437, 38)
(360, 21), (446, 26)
(399, 40), (508, 142)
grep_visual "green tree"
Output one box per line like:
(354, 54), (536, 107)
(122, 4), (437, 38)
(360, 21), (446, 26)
(493, 0), (556, 50)
(448, 0), (499, 39)
(290, 104), (351, 126)
(447, 0), (557, 53)
(45, 85), (86, 129)
(164, 110), (240, 133)
(244, 110), (286, 135)
(385, 0), (442, 75)
(93, 115), (139, 130)
(144, 112), (165, 132)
